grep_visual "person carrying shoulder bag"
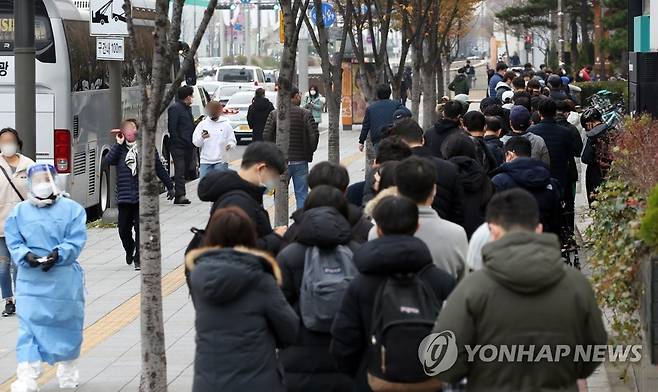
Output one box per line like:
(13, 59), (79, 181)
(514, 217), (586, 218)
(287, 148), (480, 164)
(0, 127), (34, 317)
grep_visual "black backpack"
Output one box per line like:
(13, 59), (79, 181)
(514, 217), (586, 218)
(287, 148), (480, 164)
(367, 265), (443, 389)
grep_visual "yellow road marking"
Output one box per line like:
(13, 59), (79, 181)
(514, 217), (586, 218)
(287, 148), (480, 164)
(0, 265), (186, 391)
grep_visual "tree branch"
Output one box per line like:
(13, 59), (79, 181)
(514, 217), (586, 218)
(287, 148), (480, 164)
(167, 0), (185, 60)
(158, 0), (218, 114)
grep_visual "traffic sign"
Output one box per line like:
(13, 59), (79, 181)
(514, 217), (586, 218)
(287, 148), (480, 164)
(90, 0), (129, 36)
(96, 37), (125, 61)
(309, 3), (336, 28)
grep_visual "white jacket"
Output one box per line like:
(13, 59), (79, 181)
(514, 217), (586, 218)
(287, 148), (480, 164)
(192, 117), (237, 164)
(0, 154), (34, 236)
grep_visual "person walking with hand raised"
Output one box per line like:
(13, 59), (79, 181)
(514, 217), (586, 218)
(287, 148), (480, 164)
(103, 119), (175, 270)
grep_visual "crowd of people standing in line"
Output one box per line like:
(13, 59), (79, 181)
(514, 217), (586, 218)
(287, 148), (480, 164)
(0, 58), (615, 391)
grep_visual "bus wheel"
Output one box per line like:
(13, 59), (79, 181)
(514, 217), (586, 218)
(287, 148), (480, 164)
(100, 165), (111, 213)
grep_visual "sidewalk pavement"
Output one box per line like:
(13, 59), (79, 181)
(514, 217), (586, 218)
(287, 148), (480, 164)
(0, 129), (367, 392)
(0, 127), (615, 391)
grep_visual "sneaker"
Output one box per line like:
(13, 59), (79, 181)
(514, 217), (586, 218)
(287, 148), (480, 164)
(125, 252), (133, 265)
(134, 264), (141, 271)
(173, 196), (191, 205)
(2, 301), (16, 317)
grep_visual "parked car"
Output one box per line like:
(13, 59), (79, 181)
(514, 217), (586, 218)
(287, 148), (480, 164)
(197, 65), (266, 104)
(224, 90), (278, 144)
(263, 69), (279, 91)
(213, 84), (257, 105)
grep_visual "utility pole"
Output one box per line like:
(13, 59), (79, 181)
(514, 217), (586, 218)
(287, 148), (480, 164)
(298, 25), (309, 95)
(257, 1), (261, 56)
(245, 5), (251, 64)
(15, 0), (36, 160)
(558, 0), (564, 67)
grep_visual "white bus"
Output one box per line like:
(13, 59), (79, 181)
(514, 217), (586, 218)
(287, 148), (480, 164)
(0, 0), (206, 218)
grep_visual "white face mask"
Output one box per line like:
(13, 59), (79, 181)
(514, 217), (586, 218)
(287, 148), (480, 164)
(0, 143), (17, 157)
(32, 182), (55, 199)
(310, 90), (317, 95)
(258, 168), (277, 192)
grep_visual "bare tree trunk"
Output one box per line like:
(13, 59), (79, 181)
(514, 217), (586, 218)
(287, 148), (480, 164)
(411, 48), (422, 122)
(570, 14), (579, 70)
(421, 64), (436, 130)
(327, 72), (343, 164)
(124, 1), (216, 390)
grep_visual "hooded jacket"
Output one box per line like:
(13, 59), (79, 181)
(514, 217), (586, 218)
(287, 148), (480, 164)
(483, 135), (504, 167)
(448, 156), (494, 238)
(492, 158), (562, 234)
(424, 119), (463, 159)
(449, 74), (470, 95)
(186, 247), (299, 392)
(247, 96), (275, 140)
(198, 170), (283, 254)
(285, 204), (372, 244)
(434, 232), (607, 392)
(277, 207), (358, 392)
(331, 235), (455, 391)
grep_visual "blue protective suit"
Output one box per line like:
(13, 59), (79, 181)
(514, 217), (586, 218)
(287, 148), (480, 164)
(4, 197), (87, 365)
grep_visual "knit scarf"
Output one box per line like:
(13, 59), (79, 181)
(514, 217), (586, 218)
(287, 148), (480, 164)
(125, 142), (138, 176)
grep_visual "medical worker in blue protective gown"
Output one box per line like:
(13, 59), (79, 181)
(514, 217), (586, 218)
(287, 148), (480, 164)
(4, 163), (87, 392)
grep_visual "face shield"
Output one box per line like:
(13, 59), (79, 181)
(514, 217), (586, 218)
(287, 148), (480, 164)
(27, 164), (59, 199)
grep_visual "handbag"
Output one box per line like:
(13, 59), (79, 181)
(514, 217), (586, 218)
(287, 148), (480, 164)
(0, 165), (25, 201)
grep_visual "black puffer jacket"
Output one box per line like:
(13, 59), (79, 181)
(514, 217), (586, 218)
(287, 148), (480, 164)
(331, 235), (455, 391)
(285, 204), (372, 244)
(424, 119), (463, 159)
(411, 146), (464, 225)
(449, 156), (494, 238)
(198, 170), (283, 254)
(187, 247), (299, 392)
(247, 96), (275, 141)
(277, 207), (358, 392)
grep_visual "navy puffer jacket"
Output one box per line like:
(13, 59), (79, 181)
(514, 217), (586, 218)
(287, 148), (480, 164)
(102, 143), (174, 204)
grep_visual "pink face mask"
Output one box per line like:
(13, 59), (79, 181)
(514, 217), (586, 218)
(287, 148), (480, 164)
(123, 128), (138, 143)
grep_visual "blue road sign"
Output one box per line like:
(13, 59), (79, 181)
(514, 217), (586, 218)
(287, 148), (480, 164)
(309, 3), (336, 28)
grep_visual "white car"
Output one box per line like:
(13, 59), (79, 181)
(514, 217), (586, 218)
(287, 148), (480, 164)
(224, 91), (278, 144)
(198, 65), (266, 104)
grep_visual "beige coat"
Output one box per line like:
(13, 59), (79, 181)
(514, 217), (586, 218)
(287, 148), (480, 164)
(0, 154), (34, 236)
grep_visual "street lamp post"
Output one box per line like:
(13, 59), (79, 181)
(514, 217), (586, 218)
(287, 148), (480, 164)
(558, 0), (564, 68)
(15, 0), (36, 160)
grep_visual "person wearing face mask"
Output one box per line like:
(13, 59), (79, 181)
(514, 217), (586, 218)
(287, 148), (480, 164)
(0, 128), (34, 317)
(302, 84), (325, 126)
(580, 108), (612, 205)
(197, 142), (288, 255)
(102, 119), (175, 270)
(193, 101), (237, 179)
(4, 163), (87, 391)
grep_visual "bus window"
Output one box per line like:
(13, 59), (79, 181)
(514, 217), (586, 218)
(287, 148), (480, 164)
(63, 20), (109, 92)
(0, 9), (55, 63)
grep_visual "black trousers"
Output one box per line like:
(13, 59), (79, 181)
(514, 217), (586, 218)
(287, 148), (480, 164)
(170, 145), (194, 197)
(118, 203), (139, 262)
